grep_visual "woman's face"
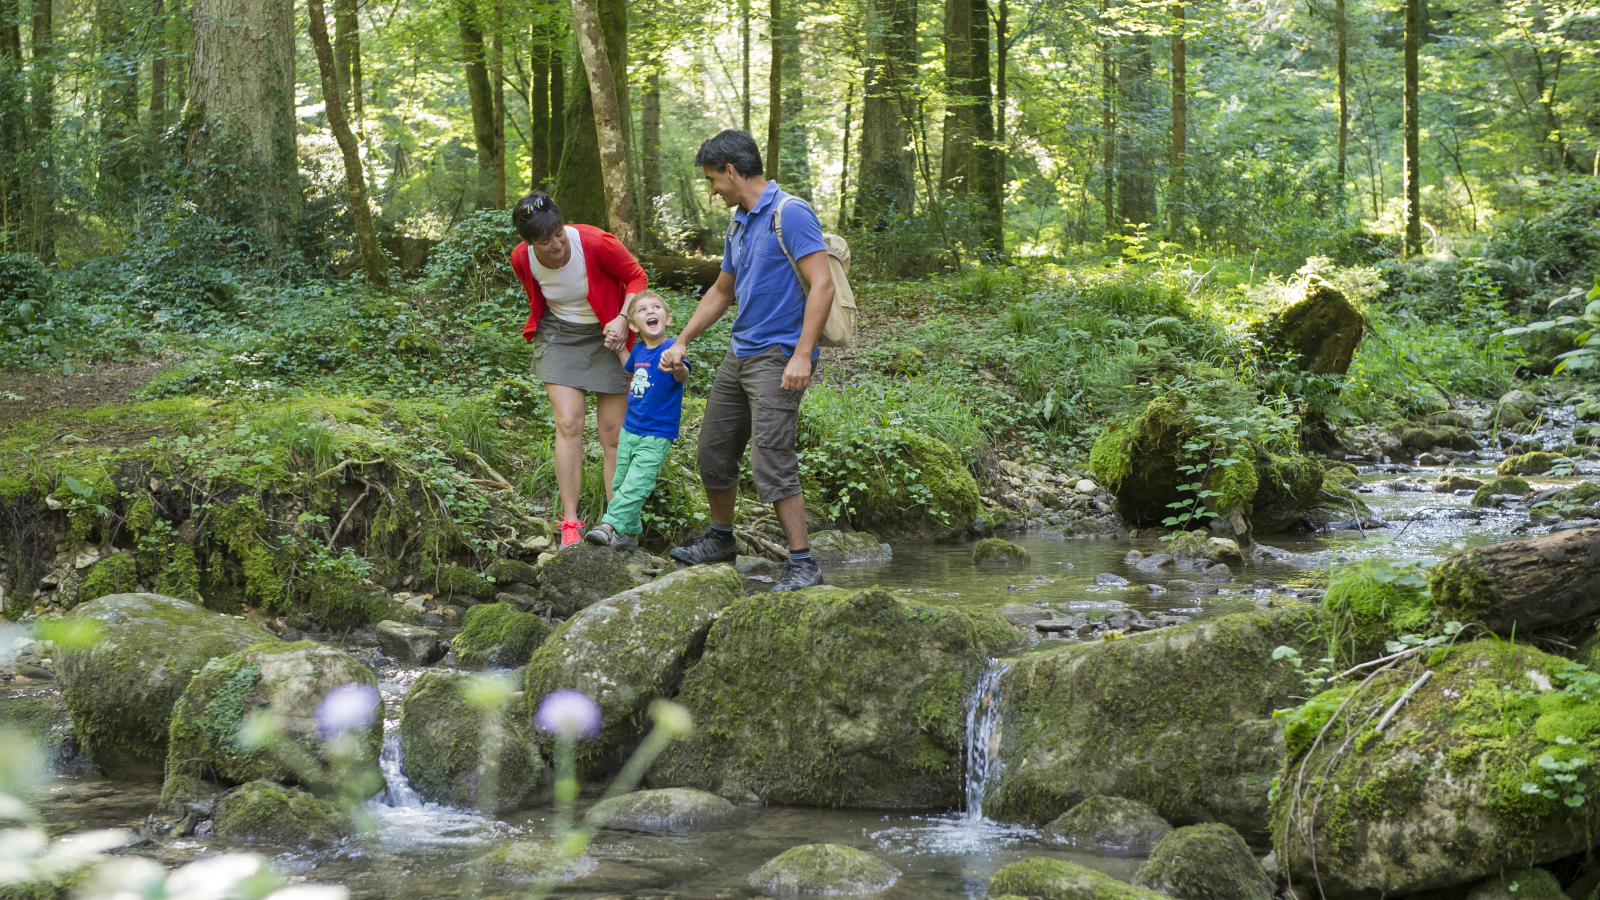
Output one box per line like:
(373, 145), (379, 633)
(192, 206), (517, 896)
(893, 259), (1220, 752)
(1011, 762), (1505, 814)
(532, 227), (570, 265)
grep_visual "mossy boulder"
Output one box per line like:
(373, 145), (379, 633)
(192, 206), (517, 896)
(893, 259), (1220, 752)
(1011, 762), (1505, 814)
(399, 669), (547, 812)
(476, 841), (597, 885)
(452, 603), (550, 668)
(1495, 389), (1543, 425)
(304, 566), (389, 630)
(486, 556), (541, 587)
(1132, 823), (1272, 900)
(1464, 870), (1565, 900)
(55, 593), (277, 779)
(651, 586), (1024, 808)
(1399, 426), (1480, 453)
(163, 641), (382, 805)
(1046, 795), (1172, 855)
(1306, 483), (1373, 529)
(1472, 475), (1531, 507)
(428, 564), (498, 600)
(524, 565), (742, 777)
(1251, 275), (1365, 375)
(78, 553), (137, 605)
(212, 780), (353, 847)
(1499, 451), (1562, 476)
(1272, 642), (1600, 899)
(1435, 474), (1485, 493)
(1248, 454), (1325, 532)
(535, 544), (640, 616)
(973, 538), (1030, 568)
(586, 787), (734, 832)
(0, 688), (85, 774)
(809, 531), (892, 564)
(843, 430), (981, 541)
(986, 858), (1164, 900)
(985, 607), (1319, 842)
(748, 844), (899, 896)
(1319, 562), (1436, 667)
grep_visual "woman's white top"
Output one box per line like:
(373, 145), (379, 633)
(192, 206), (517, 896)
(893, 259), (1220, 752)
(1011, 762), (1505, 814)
(530, 226), (596, 324)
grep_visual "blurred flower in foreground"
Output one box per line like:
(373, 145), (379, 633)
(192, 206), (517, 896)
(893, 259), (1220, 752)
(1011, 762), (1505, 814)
(316, 684), (380, 740)
(534, 690), (602, 741)
(80, 852), (348, 900)
(649, 700), (693, 739)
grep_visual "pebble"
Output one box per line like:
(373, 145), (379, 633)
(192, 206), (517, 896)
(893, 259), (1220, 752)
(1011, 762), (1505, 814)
(1202, 564), (1233, 582)
(1094, 573), (1129, 586)
(1124, 550), (1144, 564)
(1134, 554), (1175, 573)
(1252, 578), (1276, 590)
(1146, 583), (1166, 595)
(1076, 479), (1098, 494)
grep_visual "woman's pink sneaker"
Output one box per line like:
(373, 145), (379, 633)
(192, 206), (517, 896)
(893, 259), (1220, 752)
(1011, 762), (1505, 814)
(558, 518), (586, 549)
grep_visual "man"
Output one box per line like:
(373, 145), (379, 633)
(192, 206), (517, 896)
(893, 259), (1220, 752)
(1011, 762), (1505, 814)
(659, 129), (835, 591)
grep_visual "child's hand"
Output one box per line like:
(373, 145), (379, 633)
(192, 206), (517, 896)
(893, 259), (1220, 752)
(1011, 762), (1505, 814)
(603, 315), (629, 351)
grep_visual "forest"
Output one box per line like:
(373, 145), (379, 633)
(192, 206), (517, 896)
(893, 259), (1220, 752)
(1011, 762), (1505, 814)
(2, 0), (1600, 895)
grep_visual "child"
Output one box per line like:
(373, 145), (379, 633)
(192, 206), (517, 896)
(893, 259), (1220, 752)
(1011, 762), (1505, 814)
(585, 290), (689, 551)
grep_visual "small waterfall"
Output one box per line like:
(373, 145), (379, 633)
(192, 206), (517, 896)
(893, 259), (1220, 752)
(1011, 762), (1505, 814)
(376, 733), (424, 809)
(964, 660), (1011, 822)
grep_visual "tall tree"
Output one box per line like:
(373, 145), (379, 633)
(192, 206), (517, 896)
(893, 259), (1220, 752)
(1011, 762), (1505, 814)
(837, 81), (854, 230)
(969, 0), (1001, 255)
(1099, 0), (1115, 234)
(307, 0), (387, 286)
(333, 0), (363, 122)
(740, 0), (751, 130)
(767, 0), (782, 183)
(1403, 0), (1421, 255)
(1336, 0), (1347, 181)
(780, 3), (811, 198)
(1115, 35), (1156, 226)
(0, 0), (22, 248)
(553, 0), (627, 228)
(185, 0), (301, 245)
(640, 67), (662, 211)
(458, 1), (499, 208)
(939, 0), (974, 191)
(27, 0), (54, 258)
(491, 4), (507, 207)
(571, 0), (636, 248)
(1169, 2), (1185, 238)
(149, 0), (166, 128)
(853, 0), (916, 228)
(98, 0), (142, 202)
(529, 23), (552, 188)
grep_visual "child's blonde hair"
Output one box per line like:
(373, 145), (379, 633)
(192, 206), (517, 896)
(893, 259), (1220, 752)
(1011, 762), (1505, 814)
(628, 289), (672, 328)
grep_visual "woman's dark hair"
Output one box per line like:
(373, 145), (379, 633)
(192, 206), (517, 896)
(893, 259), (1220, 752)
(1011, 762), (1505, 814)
(694, 129), (763, 178)
(512, 192), (564, 242)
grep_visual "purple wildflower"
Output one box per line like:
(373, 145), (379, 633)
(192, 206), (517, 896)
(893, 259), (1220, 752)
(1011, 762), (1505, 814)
(534, 689), (602, 741)
(317, 683), (380, 739)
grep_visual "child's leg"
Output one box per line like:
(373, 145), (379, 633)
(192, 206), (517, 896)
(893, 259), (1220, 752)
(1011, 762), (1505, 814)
(601, 432), (672, 537)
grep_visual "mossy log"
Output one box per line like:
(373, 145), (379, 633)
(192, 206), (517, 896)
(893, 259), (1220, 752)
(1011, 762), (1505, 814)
(1430, 527), (1600, 633)
(640, 255), (723, 288)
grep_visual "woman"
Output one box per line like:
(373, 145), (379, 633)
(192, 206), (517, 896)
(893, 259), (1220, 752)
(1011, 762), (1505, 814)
(510, 193), (648, 549)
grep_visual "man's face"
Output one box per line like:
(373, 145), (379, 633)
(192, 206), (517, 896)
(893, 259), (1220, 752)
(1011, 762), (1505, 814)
(703, 165), (741, 208)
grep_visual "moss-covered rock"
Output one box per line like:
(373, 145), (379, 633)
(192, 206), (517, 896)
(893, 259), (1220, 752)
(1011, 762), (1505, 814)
(1319, 562), (1436, 668)
(1398, 426), (1480, 453)
(973, 538), (1030, 568)
(486, 556), (540, 587)
(1499, 451), (1562, 476)
(428, 563), (498, 600)
(1249, 454), (1325, 533)
(374, 620), (442, 665)
(163, 641), (382, 805)
(748, 844), (899, 896)
(1435, 474), (1485, 493)
(525, 565), (741, 777)
(399, 669), (547, 812)
(1046, 795), (1172, 855)
(1495, 389), (1543, 425)
(535, 544), (640, 616)
(1472, 475), (1531, 507)
(586, 787), (734, 832)
(212, 780), (353, 847)
(1272, 642), (1600, 899)
(452, 603), (550, 668)
(847, 430), (981, 541)
(55, 593), (277, 780)
(986, 857), (1164, 900)
(78, 554), (137, 605)
(304, 565), (388, 630)
(476, 841), (597, 884)
(809, 531), (892, 564)
(0, 688), (85, 774)
(1306, 483), (1373, 529)
(1251, 275), (1365, 375)
(985, 608), (1318, 842)
(652, 587), (1024, 808)
(1464, 869), (1565, 900)
(1132, 823), (1272, 900)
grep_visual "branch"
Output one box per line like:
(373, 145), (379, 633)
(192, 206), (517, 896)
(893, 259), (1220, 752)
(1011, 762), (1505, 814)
(315, 458), (384, 482)
(467, 451), (514, 489)
(328, 485), (372, 550)
(1374, 670), (1432, 732)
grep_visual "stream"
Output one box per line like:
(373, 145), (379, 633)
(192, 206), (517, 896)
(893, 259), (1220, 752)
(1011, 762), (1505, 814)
(18, 462), (1589, 898)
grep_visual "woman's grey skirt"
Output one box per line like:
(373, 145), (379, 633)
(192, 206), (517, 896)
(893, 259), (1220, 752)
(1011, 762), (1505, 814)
(530, 314), (629, 394)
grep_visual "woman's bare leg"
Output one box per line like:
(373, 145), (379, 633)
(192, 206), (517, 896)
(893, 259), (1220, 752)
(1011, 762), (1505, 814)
(546, 383), (588, 521)
(596, 392), (627, 500)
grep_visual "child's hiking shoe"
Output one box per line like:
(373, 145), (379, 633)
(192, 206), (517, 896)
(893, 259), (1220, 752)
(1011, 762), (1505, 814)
(585, 524), (639, 553)
(558, 518), (586, 550)
(668, 528), (737, 565)
(584, 523), (615, 547)
(771, 556), (822, 592)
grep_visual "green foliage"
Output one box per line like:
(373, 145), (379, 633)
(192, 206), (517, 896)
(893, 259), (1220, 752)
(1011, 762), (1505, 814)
(1503, 277), (1600, 375)
(422, 208), (521, 301)
(1320, 560), (1439, 666)
(0, 253), (67, 368)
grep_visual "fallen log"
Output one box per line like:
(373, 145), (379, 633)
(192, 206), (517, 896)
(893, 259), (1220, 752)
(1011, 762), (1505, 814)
(641, 255), (723, 289)
(1430, 526), (1600, 634)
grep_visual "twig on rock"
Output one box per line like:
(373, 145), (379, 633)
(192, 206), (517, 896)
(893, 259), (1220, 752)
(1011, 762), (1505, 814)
(315, 458), (384, 482)
(1375, 670), (1432, 732)
(328, 485), (372, 550)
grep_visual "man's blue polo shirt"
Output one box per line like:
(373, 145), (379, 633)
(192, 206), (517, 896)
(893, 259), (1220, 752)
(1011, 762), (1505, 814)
(721, 181), (827, 361)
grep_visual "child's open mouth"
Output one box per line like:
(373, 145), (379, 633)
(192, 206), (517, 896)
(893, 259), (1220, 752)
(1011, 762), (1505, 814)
(645, 315), (661, 328)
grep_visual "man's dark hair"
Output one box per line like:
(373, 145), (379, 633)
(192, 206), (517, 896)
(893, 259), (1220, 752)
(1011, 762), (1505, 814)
(694, 130), (763, 178)
(511, 192), (564, 242)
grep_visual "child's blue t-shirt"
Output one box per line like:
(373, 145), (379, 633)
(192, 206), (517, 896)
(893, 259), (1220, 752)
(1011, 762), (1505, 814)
(623, 339), (689, 440)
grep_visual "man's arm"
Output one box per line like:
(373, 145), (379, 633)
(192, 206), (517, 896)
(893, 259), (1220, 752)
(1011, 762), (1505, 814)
(660, 271), (736, 374)
(781, 250), (835, 391)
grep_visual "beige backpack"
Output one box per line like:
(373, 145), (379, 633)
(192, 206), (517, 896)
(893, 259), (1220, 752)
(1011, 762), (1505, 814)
(772, 195), (858, 348)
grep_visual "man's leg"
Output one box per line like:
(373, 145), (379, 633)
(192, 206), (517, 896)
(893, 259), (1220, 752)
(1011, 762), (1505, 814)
(745, 347), (820, 590)
(773, 493), (809, 551)
(671, 350), (748, 565)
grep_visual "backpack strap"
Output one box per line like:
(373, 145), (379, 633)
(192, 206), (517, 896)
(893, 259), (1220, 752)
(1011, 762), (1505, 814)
(771, 194), (811, 294)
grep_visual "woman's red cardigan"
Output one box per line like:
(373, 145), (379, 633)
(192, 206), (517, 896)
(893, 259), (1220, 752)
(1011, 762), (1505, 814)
(510, 224), (649, 343)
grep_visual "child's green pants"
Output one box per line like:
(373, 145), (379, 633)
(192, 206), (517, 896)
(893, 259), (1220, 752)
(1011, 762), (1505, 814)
(602, 428), (673, 535)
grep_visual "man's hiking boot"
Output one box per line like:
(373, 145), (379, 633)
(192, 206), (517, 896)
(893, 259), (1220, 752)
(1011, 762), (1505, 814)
(558, 518), (586, 550)
(772, 556), (822, 592)
(668, 528), (737, 566)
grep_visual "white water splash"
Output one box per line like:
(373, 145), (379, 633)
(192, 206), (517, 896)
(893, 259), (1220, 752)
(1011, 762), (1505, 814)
(964, 659), (1010, 822)
(364, 697), (498, 851)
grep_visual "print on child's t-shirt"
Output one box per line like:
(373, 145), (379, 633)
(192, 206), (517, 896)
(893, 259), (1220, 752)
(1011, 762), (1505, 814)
(629, 366), (651, 398)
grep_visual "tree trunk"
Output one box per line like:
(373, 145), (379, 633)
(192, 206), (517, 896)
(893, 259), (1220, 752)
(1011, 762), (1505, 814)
(641, 69), (661, 209)
(185, 0), (301, 246)
(1431, 528), (1600, 636)
(150, 0), (166, 125)
(642, 255), (723, 288)
(492, 4), (506, 208)
(529, 23), (551, 189)
(1169, 3), (1185, 239)
(549, 38), (566, 179)
(333, 0), (356, 110)
(837, 81), (853, 230)
(995, 0), (1005, 143)
(1100, 0), (1115, 236)
(1336, 0), (1347, 182)
(1116, 36), (1156, 227)
(458, 1), (498, 208)
(970, 0), (1001, 256)
(27, 0), (53, 259)
(554, 0), (625, 229)
(307, 0), (387, 286)
(0, 0), (21, 249)
(766, 0), (781, 183)
(853, 0), (916, 229)
(781, 0), (810, 198)
(1403, 0), (1421, 256)
(570, 0), (635, 249)
(740, 0), (751, 131)
(98, 0), (142, 202)
(939, 0), (973, 192)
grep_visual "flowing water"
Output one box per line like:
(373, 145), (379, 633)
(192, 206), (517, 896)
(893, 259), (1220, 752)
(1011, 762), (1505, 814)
(19, 463), (1588, 897)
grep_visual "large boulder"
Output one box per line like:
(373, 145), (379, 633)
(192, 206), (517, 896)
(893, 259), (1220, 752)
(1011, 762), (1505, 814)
(1132, 824), (1272, 900)
(399, 669), (547, 812)
(212, 780), (353, 847)
(748, 844), (899, 896)
(0, 687), (86, 774)
(973, 538), (1030, 568)
(452, 602), (551, 668)
(809, 531), (892, 564)
(650, 586), (1023, 808)
(587, 787), (734, 832)
(476, 841), (597, 885)
(1251, 275), (1365, 375)
(163, 641), (382, 805)
(536, 545), (640, 616)
(55, 593), (277, 779)
(1046, 795), (1172, 855)
(1499, 451), (1563, 476)
(524, 565), (742, 777)
(1272, 642), (1600, 899)
(1471, 475), (1530, 508)
(831, 430), (981, 541)
(986, 608), (1319, 842)
(986, 858), (1163, 900)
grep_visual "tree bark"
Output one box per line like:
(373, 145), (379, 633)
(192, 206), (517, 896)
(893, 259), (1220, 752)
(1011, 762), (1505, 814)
(782, 12), (811, 199)
(150, 0), (166, 124)
(492, 4), (507, 208)
(740, 0), (751, 131)
(185, 0), (301, 246)
(529, 23), (551, 189)
(333, 0), (357, 113)
(853, 0), (917, 229)
(307, 0), (387, 286)
(1336, 0), (1347, 181)
(939, 0), (973, 192)
(549, 38), (566, 179)
(0, 0), (21, 250)
(570, 0), (636, 249)
(98, 0), (142, 202)
(767, 0), (782, 183)
(1403, 0), (1421, 256)
(1100, 0), (1115, 236)
(553, 0), (625, 229)
(1169, 3), (1185, 239)
(995, 0), (1005, 143)
(970, 0), (1001, 256)
(641, 68), (661, 209)
(1116, 35), (1156, 227)
(458, 1), (498, 208)
(1431, 527), (1600, 636)
(837, 81), (853, 230)
(27, 0), (53, 258)
(642, 255), (723, 288)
